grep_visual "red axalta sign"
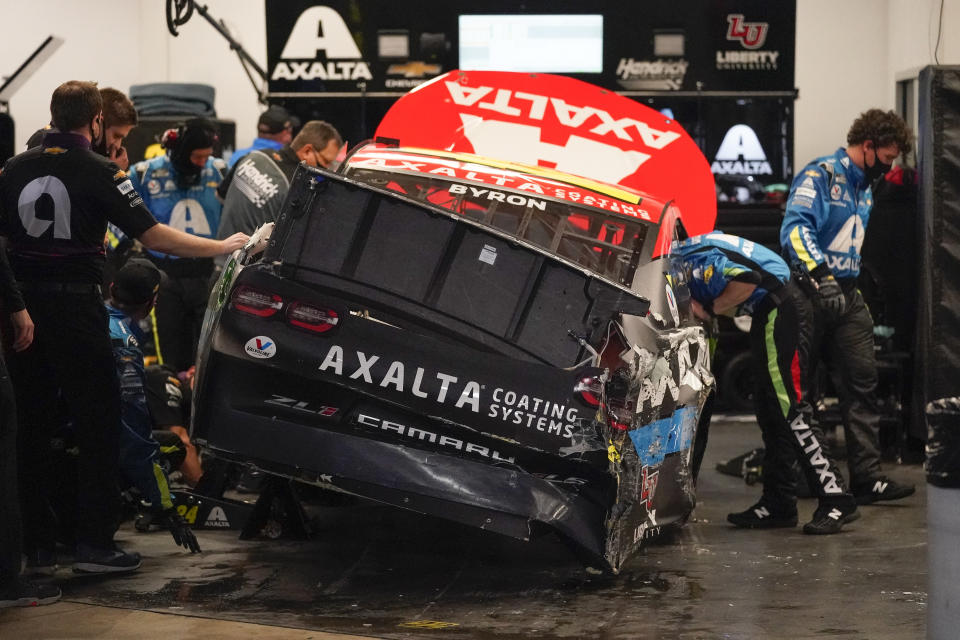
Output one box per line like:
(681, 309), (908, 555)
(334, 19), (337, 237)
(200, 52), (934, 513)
(374, 70), (716, 235)
(347, 148), (662, 222)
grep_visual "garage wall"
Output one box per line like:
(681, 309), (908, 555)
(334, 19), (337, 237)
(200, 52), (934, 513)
(1, 1), (958, 169)
(1, 0), (266, 153)
(794, 0), (959, 168)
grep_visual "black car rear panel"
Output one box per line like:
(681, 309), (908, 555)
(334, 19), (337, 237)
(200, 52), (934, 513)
(195, 166), (712, 571)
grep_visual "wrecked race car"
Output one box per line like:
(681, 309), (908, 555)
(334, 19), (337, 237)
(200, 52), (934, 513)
(192, 71), (715, 572)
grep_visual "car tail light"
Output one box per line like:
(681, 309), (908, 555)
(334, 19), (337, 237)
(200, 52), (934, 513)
(287, 302), (339, 333)
(574, 375), (604, 407)
(232, 285), (283, 317)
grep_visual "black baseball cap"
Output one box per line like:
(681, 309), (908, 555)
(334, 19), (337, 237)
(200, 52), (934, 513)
(111, 258), (164, 306)
(257, 105), (298, 134)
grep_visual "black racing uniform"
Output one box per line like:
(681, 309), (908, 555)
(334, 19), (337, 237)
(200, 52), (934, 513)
(0, 251), (26, 587)
(0, 131), (157, 552)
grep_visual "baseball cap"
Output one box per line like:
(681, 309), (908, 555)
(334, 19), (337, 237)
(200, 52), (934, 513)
(111, 258), (164, 306)
(257, 105), (297, 134)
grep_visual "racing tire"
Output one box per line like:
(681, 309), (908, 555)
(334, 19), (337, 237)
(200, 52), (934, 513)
(719, 351), (756, 414)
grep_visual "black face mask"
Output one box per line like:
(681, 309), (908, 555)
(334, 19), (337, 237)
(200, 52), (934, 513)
(863, 143), (892, 188)
(169, 119), (218, 188)
(91, 131), (108, 157)
(90, 116), (106, 156)
(171, 152), (203, 188)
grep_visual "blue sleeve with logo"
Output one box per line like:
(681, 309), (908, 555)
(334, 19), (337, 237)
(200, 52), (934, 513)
(781, 166), (829, 277)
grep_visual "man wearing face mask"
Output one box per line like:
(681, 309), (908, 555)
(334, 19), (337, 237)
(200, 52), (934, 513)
(27, 88), (137, 171)
(0, 81), (248, 575)
(128, 118), (226, 372)
(780, 109), (914, 505)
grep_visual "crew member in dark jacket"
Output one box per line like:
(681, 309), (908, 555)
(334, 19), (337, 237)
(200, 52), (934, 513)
(0, 252), (59, 607)
(0, 81), (247, 574)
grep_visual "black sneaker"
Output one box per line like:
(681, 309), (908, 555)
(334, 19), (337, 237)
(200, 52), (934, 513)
(802, 499), (860, 535)
(0, 579), (62, 608)
(72, 543), (141, 574)
(727, 499), (798, 529)
(23, 547), (58, 577)
(853, 476), (916, 505)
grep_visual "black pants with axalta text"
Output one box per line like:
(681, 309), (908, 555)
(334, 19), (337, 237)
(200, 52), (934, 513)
(808, 285), (883, 485)
(0, 353), (22, 585)
(750, 282), (849, 506)
(9, 291), (121, 550)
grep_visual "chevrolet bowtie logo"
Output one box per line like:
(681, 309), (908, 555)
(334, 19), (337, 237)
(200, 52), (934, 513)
(387, 61), (441, 78)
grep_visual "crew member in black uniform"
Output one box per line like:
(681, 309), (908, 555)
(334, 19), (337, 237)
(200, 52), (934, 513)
(0, 81), (248, 574)
(677, 231), (860, 534)
(0, 254), (61, 607)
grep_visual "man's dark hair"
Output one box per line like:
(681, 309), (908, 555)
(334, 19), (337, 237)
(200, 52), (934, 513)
(50, 80), (102, 132)
(292, 120), (342, 152)
(847, 109), (913, 152)
(100, 87), (137, 128)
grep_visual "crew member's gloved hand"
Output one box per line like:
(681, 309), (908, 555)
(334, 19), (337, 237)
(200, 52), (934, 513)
(161, 509), (201, 553)
(816, 275), (846, 317)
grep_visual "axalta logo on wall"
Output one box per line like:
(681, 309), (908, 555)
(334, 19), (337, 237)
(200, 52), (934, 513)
(711, 124), (773, 176)
(272, 6), (373, 81)
(716, 14), (779, 71)
(244, 336), (277, 359)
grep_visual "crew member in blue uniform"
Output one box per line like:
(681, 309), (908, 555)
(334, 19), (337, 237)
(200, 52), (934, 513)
(781, 109), (914, 505)
(128, 118), (226, 371)
(677, 231), (859, 534)
(107, 258), (200, 553)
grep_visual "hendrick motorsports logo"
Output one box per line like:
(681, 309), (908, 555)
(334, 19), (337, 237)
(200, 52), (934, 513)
(616, 58), (689, 90)
(711, 124), (773, 175)
(716, 14), (779, 71)
(234, 156), (281, 208)
(272, 6), (373, 81)
(244, 336), (277, 359)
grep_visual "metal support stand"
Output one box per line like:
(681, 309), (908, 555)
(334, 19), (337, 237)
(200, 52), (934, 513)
(239, 476), (313, 540)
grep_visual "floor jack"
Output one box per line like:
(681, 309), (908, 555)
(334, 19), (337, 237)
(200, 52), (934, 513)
(138, 459), (313, 539)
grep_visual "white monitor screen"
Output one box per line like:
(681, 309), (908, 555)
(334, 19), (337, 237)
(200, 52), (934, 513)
(459, 15), (603, 74)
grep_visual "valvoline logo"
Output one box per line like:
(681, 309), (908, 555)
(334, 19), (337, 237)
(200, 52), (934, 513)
(244, 336), (277, 359)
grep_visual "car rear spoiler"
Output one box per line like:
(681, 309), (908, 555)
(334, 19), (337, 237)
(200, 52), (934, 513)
(263, 166), (650, 368)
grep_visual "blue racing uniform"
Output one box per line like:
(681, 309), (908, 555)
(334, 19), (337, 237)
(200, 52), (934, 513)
(675, 231), (790, 316)
(108, 305), (175, 512)
(227, 137), (283, 168)
(780, 147), (890, 490)
(127, 154), (226, 371)
(127, 155), (225, 261)
(780, 148), (872, 281)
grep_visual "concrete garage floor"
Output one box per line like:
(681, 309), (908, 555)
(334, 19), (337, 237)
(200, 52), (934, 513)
(0, 417), (927, 639)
